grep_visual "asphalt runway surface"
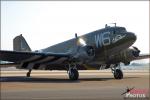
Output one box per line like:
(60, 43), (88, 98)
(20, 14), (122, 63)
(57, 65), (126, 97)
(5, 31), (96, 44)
(0, 70), (149, 100)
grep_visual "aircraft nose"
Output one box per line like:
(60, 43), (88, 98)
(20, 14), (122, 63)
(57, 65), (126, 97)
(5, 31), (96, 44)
(126, 32), (137, 42)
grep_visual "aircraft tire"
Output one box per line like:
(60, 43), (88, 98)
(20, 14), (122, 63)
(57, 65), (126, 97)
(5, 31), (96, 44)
(69, 69), (79, 80)
(114, 69), (123, 79)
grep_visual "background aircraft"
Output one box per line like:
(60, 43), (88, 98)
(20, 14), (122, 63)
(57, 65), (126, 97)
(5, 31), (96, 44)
(0, 23), (149, 80)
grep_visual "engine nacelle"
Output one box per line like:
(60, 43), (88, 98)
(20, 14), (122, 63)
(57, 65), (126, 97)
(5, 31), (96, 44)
(73, 46), (95, 63)
(108, 46), (140, 65)
(122, 47), (140, 64)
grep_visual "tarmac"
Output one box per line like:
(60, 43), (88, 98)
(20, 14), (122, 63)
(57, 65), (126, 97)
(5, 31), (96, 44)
(0, 70), (149, 100)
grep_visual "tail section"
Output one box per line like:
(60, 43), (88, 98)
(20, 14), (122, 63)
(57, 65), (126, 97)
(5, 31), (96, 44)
(13, 34), (31, 52)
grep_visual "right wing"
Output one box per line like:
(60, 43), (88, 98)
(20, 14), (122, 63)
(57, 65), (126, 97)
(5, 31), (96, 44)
(133, 54), (150, 60)
(131, 54), (150, 60)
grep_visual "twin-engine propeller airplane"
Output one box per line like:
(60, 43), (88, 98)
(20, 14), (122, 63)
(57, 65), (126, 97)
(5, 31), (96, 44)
(0, 23), (149, 80)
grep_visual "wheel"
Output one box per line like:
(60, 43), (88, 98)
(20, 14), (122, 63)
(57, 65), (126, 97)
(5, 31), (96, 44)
(27, 72), (30, 77)
(114, 69), (123, 79)
(69, 69), (79, 80)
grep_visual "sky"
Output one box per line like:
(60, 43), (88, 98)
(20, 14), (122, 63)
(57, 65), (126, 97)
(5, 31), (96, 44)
(1, 1), (149, 55)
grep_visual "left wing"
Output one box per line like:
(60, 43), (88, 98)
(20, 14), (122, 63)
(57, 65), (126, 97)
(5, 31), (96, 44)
(0, 50), (70, 68)
(0, 62), (19, 67)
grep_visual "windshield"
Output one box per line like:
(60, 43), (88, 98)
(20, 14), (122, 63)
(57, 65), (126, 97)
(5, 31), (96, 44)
(115, 27), (126, 33)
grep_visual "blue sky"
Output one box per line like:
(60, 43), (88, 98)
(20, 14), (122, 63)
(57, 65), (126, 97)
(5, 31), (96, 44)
(1, 1), (149, 54)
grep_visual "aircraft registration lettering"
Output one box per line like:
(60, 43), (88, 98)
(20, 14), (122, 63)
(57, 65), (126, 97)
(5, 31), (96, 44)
(95, 32), (111, 48)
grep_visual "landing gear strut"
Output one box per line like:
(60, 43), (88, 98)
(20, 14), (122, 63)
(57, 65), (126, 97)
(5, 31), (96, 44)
(111, 64), (123, 79)
(68, 64), (79, 80)
(27, 69), (32, 77)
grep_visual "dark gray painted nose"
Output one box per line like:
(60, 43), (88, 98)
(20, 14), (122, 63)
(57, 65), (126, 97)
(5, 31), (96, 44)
(126, 32), (137, 42)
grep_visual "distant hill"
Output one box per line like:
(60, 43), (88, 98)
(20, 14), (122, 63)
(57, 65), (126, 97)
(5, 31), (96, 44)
(122, 60), (149, 70)
(130, 62), (149, 66)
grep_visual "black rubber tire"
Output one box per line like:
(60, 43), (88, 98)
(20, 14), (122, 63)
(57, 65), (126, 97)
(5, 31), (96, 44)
(69, 69), (79, 80)
(114, 69), (123, 79)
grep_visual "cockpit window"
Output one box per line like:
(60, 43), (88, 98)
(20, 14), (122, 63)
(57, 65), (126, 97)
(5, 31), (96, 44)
(114, 27), (126, 34)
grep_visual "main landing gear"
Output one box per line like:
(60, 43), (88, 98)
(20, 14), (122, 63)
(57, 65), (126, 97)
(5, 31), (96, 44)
(27, 69), (32, 77)
(111, 64), (123, 79)
(68, 64), (79, 80)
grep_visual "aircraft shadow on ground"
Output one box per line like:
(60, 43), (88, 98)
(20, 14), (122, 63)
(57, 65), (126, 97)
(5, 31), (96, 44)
(0, 76), (139, 83)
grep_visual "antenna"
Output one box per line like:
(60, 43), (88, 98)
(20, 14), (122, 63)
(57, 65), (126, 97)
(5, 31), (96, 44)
(75, 33), (80, 53)
(113, 23), (116, 27)
(110, 23), (116, 27)
(105, 23), (116, 28)
(75, 33), (78, 46)
(75, 33), (78, 39)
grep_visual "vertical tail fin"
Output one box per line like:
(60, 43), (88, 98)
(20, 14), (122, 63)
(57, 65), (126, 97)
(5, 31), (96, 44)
(13, 34), (31, 52)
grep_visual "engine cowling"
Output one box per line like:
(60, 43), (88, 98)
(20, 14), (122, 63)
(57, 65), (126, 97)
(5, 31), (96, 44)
(73, 45), (95, 63)
(122, 46), (140, 65)
(108, 46), (140, 65)
(132, 46), (140, 57)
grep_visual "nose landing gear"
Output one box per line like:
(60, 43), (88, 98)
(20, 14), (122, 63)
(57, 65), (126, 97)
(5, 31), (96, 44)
(27, 69), (32, 77)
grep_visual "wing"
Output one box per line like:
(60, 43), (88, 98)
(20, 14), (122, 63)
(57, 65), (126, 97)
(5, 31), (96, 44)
(0, 62), (19, 67)
(0, 50), (70, 69)
(132, 54), (150, 60)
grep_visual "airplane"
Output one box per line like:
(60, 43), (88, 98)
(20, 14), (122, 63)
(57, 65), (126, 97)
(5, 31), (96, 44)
(0, 23), (149, 80)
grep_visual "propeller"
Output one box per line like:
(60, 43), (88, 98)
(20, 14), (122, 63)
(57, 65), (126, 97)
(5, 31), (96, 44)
(132, 46), (140, 57)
